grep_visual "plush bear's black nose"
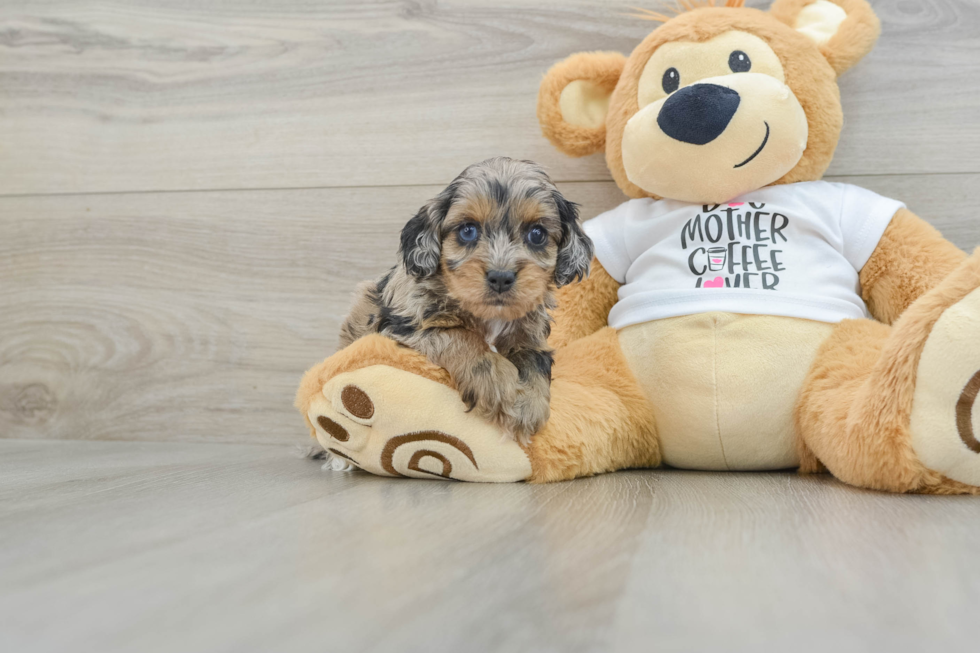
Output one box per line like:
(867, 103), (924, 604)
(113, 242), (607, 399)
(486, 270), (516, 294)
(657, 84), (741, 145)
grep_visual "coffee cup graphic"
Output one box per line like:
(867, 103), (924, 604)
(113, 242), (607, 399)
(707, 247), (727, 272)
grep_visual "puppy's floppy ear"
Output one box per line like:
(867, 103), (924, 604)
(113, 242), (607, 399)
(553, 191), (594, 287)
(770, 0), (880, 76)
(400, 182), (457, 278)
(538, 51), (626, 157)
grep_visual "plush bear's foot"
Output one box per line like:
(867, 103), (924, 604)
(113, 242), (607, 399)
(910, 257), (980, 487)
(297, 336), (532, 483)
(800, 250), (980, 494)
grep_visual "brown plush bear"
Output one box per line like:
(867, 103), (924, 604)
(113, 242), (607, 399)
(296, 0), (980, 492)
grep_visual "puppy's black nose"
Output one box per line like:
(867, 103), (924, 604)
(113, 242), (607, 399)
(486, 270), (516, 294)
(657, 83), (740, 145)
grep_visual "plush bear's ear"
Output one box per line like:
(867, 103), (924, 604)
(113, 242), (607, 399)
(537, 51), (626, 157)
(770, 0), (880, 76)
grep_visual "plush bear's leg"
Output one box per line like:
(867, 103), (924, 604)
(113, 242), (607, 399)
(797, 250), (980, 494)
(527, 327), (660, 482)
(296, 328), (659, 483)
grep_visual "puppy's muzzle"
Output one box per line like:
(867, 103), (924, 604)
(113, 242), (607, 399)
(486, 269), (516, 294)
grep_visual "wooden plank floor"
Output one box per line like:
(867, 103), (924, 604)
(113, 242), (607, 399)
(3, 439), (980, 653)
(1, 0), (979, 195)
(2, 1), (980, 650)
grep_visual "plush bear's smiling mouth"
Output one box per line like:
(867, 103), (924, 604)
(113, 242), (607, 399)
(734, 121), (770, 168)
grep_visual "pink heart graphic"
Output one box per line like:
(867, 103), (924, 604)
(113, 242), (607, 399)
(727, 202), (745, 207)
(703, 277), (724, 288)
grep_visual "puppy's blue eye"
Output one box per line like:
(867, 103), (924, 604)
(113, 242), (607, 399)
(526, 225), (547, 247)
(457, 223), (479, 243)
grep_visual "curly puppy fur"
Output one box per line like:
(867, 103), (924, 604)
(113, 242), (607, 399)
(339, 157), (594, 442)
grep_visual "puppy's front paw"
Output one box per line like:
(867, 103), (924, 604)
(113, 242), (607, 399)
(505, 386), (551, 446)
(456, 354), (520, 426)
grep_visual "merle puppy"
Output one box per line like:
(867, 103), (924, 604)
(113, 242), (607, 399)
(339, 157), (594, 443)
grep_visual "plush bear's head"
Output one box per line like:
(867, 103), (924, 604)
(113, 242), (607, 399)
(538, 0), (880, 204)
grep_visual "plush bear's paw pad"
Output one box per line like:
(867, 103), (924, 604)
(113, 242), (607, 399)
(911, 287), (980, 486)
(306, 365), (532, 483)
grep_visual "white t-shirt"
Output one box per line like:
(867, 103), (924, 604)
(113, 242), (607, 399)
(583, 181), (905, 328)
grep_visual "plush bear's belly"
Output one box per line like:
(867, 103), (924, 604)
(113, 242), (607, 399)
(618, 312), (836, 471)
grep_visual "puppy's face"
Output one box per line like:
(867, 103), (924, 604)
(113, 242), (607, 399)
(400, 158), (594, 322)
(441, 180), (561, 321)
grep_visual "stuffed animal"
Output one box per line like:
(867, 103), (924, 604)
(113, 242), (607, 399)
(296, 0), (980, 492)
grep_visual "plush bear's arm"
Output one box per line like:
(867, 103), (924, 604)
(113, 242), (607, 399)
(860, 208), (967, 324)
(548, 258), (620, 349)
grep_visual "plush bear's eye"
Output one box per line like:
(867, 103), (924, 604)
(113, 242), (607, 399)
(525, 225), (547, 248)
(729, 50), (751, 73)
(457, 223), (479, 244)
(662, 67), (680, 94)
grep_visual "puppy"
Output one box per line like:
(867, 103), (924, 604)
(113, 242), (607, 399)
(339, 157), (594, 443)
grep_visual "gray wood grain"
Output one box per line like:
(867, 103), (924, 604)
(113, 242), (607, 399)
(2, 175), (976, 444)
(1, 439), (978, 653)
(2, 3), (979, 650)
(0, 0), (978, 195)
